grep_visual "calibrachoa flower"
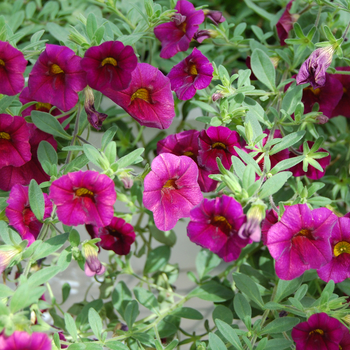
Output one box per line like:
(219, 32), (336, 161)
(0, 331), (52, 350)
(291, 313), (343, 350)
(0, 41), (27, 96)
(187, 195), (248, 262)
(81, 41), (137, 92)
(27, 44), (87, 112)
(154, 0), (204, 59)
(0, 114), (31, 169)
(167, 48), (213, 101)
(203, 9), (225, 25)
(198, 126), (242, 171)
(340, 325), (350, 350)
(261, 208), (278, 245)
(143, 153), (203, 231)
(103, 63), (175, 129)
(276, 0), (298, 45)
(267, 204), (337, 280)
(82, 242), (105, 277)
(296, 46), (335, 89)
(317, 217), (350, 283)
(332, 67), (350, 118)
(6, 184), (52, 246)
(49, 170), (117, 227)
(84, 87), (108, 130)
(86, 217), (136, 255)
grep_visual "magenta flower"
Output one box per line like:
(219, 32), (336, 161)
(0, 41), (27, 96)
(0, 331), (52, 350)
(187, 195), (248, 262)
(296, 46), (335, 89)
(82, 242), (105, 277)
(103, 63), (175, 129)
(267, 204), (337, 280)
(167, 48), (213, 101)
(340, 325), (350, 350)
(86, 217), (136, 255)
(317, 217), (350, 283)
(154, 0), (204, 59)
(143, 153), (203, 231)
(276, 0), (298, 45)
(289, 141), (331, 180)
(27, 44), (87, 112)
(6, 184), (52, 246)
(198, 126), (242, 171)
(261, 208), (278, 245)
(291, 313), (343, 350)
(193, 29), (216, 43)
(332, 67), (350, 118)
(0, 114), (31, 169)
(84, 87), (108, 130)
(81, 41), (137, 92)
(203, 9), (225, 26)
(49, 170), (117, 227)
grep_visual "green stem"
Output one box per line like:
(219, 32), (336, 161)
(65, 104), (81, 164)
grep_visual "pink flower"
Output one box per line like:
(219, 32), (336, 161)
(0, 331), (52, 350)
(27, 44), (87, 112)
(276, 0), (298, 45)
(187, 195), (248, 262)
(167, 48), (213, 101)
(143, 153), (203, 231)
(82, 242), (106, 277)
(203, 10), (225, 26)
(0, 41), (27, 96)
(6, 184), (52, 246)
(332, 67), (350, 118)
(261, 208), (278, 245)
(86, 217), (136, 255)
(103, 63), (175, 129)
(154, 0), (204, 59)
(49, 170), (117, 227)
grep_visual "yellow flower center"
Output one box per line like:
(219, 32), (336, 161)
(211, 216), (232, 235)
(343, 87), (347, 94)
(75, 187), (94, 199)
(50, 63), (64, 75)
(305, 86), (321, 96)
(131, 88), (151, 103)
(183, 151), (194, 157)
(179, 22), (187, 33)
(163, 179), (177, 189)
(0, 58), (5, 66)
(36, 102), (52, 111)
(212, 142), (227, 150)
(101, 57), (118, 67)
(309, 328), (324, 336)
(188, 63), (198, 76)
(0, 132), (10, 140)
(334, 241), (350, 257)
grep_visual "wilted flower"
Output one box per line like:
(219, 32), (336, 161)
(167, 48), (213, 101)
(276, 0), (298, 45)
(267, 204), (337, 280)
(212, 91), (225, 101)
(296, 46), (335, 89)
(203, 9), (225, 26)
(291, 313), (343, 350)
(81, 40), (137, 92)
(103, 63), (175, 129)
(0, 41), (27, 96)
(27, 44), (87, 112)
(143, 153), (203, 231)
(84, 87), (108, 130)
(82, 242), (105, 277)
(0, 246), (22, 274)
(238, 203), (265, 242)
(193, 29), (218, 43)
(187, 195), (248, 262)
(332, 67), (350, 118)
(0, 331), (52, 350)
(49, 170), (117, 227)
(154, 0), (204, 59)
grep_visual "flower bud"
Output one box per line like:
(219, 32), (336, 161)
(238, 203), (266, 242)
(84, 87), (108, 130)
(203, 9), (226, 26)
(82, 242), (105, 277)
(212, 91), (225, 101)
(193, 29), (218, 43)
(0, 245), (22, 274)
(316, 114), (329, 124)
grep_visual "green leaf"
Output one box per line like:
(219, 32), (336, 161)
(215, 319), (244, 350)
(0, 95), (16, 113)
(212, 305), (233, 325)
(76, 299), (103, 327)
(0, 284), (14, 298)
(149, 224), (176, 247)
(31, 111), (72, 140)
(62, 283), (71, 303)
(244, 0), (274, 21)
(209, 333), (227, 350)
(233, 273), (264, 309)
(101, 125), (118, 150)
(164, 339), (179, 350)
(273, 276), (303, 303)
(260, 317), (300, 335)
(32, 233), (69, 260)
(133, 287), (159, 313)
(144, 245), (170, 274)
(37, 141), (58, 176)
(28, 179), (45, 221)
(251, 49), (276, 91)
(89, 308), (103, 341)
(171, 307), (203, 320)
(258, 172), (292, 199)
(266, 339), (293, 350)
(242, 164), (256, 190)
(124, 300), (139, 329)
(234, 147), (261, 175)
(115, 148), (144, 168)
(105, 341), (129, 350)
(83, 144), (109, 170)
(234, 293), (251, 327)
(63, 154), (89, 174)
(131, 333), (155, 348)
(282, 82), (304, 115)
(28, 266), (61, 287)
(65, 313), (78, 342)
(112, 281), (132, 318)
(269, 131), (305, 155)
(270, 156), (305, 175)
(10, 284), (46, 313)
(190, 100), (217, 113)
(67, 345), (86, 350)
(86, 13), (98, 40)
(188, 281), (234, 302)
(196, 249), (221, 280)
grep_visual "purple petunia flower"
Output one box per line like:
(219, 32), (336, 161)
(276, 0), (298, 46)
(86, 217), (136, 255)
(296, 46), (335, 89)
(0, 41), (27, 96)
(332, 67), (350, 118)
(0, 331), (52, 350)
(27, 44), (87, 112)
(143, 153), (203, 231)
(81, 41), (137, 92)
(6, 184), (52, 246)
(49, 170), (117, 227)
(340, 325), (350, 350)
(261, 208), (279, 245)
(317, 217), (350, 283)
(198, 126), (242, 171)
(154, 0), (204, 59)
(0, 114), (31, 169)
(267, 204), (337, 280)
(187, 195), (248, 262)
(291, 313), (343, 350)
(167, 48), (213, 101)
(82, 242), (105, 277)
(103, 63), (175, 129)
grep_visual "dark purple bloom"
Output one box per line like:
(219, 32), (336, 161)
(317, 217), (350, 283)
(83, 242), (105, 277)
(198, 126), (242, 171)
(154, 0), (204, 59)
(84, 87), (108, 130)
(340, 325), (350, 350)
(167, 48), (213, 101)
(0, 331), (52, 350)
(49, 170), (117, 227)
(0, 114), (31, 169)
(332, 67), (350, 118)
(143, 153), (203, 231)
(81, 41), (137, 92)
(267, 204), (337, 280)
(27, 44), (87, 112)
(187, 195), (248, 262)
(0, 41), (27, 96)
(245, 56), (257, 80)
(86, 217), (136, 255)
(103, 63), (175, 129)
(203, 9), (226, 26)
(291, 313), (343, 350)
(296, 46), (335, 89)
(276, 0), (298, 45)
(6, 184), (52, 246)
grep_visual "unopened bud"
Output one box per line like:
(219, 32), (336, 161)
(203, 9), (226, 26)
(193, 29), (218, 43)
